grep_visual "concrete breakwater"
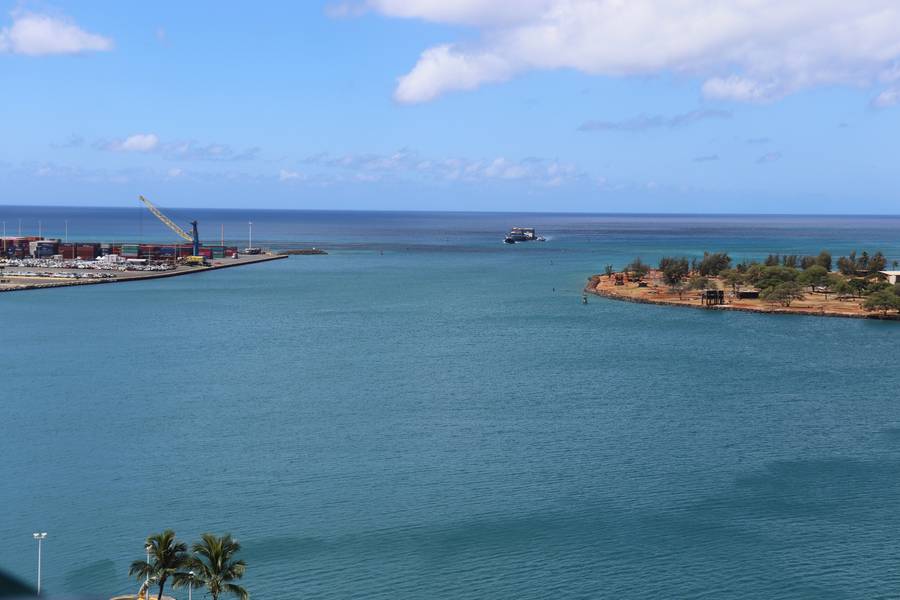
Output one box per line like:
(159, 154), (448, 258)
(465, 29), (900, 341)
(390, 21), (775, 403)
(0, 253), (287, 294)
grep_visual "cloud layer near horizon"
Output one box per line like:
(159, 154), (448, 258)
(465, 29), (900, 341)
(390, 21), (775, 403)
(340, 0), (900, 105)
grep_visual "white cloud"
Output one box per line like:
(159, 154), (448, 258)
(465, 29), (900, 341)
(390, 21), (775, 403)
(702, 76), (778, 103)
(872, 87), (900, 108)
(279, 169), (303, 181)
(366, 0), (553, 26)
(167, 168), (183, 179)
(300, 149), (582, 186)
(114, 133), (160, 152)
(97, 134), (259, 161)
(395, 45), (512, 103)
(364, 0), (900, 104)
(0, 11), (112, 56)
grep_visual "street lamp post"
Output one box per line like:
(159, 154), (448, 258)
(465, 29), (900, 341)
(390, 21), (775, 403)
(32, 532), (47, 595)
(188, 570), (195, 600)
(145, 544), (152, 589)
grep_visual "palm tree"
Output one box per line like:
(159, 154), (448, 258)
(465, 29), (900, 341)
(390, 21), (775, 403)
(129, 530), (189, 600)
(175, 533), (248, 600)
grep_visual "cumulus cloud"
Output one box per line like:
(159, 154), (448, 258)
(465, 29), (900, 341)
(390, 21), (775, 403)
(355, 1), (900, 104)
(0, 11), (112, 56)
(279, 169), (303, 181)
(578, 109), (730, 132)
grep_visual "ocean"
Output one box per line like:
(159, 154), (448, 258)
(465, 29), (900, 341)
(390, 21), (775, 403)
(2, 207), (900, 599)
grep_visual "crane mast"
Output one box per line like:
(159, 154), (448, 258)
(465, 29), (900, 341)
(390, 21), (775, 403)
(138, 195), (200, 256)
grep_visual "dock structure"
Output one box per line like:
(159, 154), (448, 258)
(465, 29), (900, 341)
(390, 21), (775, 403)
(702, 289), (725, 306)
(0, 253), (286, 294)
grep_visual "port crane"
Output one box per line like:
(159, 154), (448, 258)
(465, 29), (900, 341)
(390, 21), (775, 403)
(138, 195), (200, 257)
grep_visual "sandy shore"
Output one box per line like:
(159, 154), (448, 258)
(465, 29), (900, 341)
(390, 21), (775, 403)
(585, 270), (900, 321)
(0, 253), (287, 294)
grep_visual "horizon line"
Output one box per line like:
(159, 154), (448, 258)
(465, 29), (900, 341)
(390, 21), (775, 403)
(3, 204), (900, 218)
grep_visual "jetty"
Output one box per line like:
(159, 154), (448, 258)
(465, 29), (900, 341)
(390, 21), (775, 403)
(0, 253), (286, 294)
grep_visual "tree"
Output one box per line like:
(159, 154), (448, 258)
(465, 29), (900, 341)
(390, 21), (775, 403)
(816, 250), (832, 271)
(176, 534), (248, 600)
(698, 252), (731, 276)
(837, 252), (857, 275)
(782, 254), (798, 268)
(869, 251), (887, 275)
(735, 259), (754, 274)
(130, 531), (190, 600)
(756, 265), (799, 292)
(798, 265), (829, 292)
(720, 269), (745, 294)
(764, 254), (780, 267)
(863, 289), (900, 316)
(686, 275), (711, 292)
(761, 282), (805, 307)
(603, 264), (614, 277)
(830, 275), (853, 300)
(660, 257), (689, 288)
(848, 278), (868, 298)
(627, 257), (650, 279)
(744, 263), (766, 286)
(867, 281), (892, 294)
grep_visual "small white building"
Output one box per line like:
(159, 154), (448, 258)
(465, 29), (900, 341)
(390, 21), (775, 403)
(880, 271), (900, 284)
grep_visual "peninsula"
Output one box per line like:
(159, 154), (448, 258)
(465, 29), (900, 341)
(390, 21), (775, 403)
(586, 250), (900, 320)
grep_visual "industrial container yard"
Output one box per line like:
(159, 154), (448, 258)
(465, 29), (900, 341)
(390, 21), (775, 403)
(0, 197), (288, 292)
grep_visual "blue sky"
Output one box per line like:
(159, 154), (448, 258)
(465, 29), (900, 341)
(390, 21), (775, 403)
(3, 1), (900, 213)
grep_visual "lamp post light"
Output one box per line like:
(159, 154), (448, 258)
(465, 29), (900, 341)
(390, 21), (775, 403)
(145, 544), (152, 589)
(188, 570), (195, 600)
(32, 532), (47, 595)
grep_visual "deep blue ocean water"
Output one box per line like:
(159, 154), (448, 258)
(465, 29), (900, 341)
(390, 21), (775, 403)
(3, 207), (900, 599)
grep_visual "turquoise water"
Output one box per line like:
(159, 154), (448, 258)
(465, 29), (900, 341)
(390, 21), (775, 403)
(3, 209), (900, 598)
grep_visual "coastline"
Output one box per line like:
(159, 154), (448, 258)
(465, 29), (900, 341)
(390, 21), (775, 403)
(584, 273), (900, 321)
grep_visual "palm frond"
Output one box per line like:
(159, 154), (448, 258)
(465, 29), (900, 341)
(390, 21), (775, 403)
(223, 582), (249, 600)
